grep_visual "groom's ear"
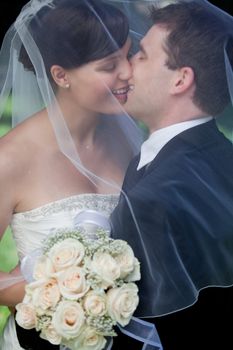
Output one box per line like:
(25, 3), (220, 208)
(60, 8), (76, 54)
(170, 67), (194, 95)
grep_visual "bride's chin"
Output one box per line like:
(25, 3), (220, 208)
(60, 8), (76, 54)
(103, 104), (124, 115)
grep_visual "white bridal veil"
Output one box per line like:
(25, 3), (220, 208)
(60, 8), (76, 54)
(0, 0), (144, 289)
(1, 0), (233, 325)
(109, 0), (233, 317)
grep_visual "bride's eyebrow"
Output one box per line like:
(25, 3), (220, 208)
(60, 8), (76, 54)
(102, 54), (120, 62)
(95, 54), (121, 67)
(98, 39), (132, 63)
(96, 39), (132, 65)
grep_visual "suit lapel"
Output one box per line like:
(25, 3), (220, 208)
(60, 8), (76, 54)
(145, 120), (220, 175)
(122, 154), (147, 191)
(124, 120), (222, 190)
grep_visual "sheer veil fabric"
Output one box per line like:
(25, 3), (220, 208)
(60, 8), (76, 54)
(0, 0), (143, 289)
(1, 0), (233, 322)
(109, 0), (233, 317)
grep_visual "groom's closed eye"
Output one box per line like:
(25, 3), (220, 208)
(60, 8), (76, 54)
(127, 46), (146, 61)
(137, 44), (147, 59)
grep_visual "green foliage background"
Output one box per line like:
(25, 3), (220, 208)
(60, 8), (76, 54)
(0, 229), (18, 334)
(0, 108), (19, 335)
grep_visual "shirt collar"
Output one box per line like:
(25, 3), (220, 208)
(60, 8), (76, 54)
(137, 117), (213, 170)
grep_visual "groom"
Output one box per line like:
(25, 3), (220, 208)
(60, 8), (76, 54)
(111, 2), (233, 349)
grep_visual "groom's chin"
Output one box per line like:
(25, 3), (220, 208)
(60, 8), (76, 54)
(124, 94), (135, 116)
(124, 96), (140, 121)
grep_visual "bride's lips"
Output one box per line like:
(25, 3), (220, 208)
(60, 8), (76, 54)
(112, 85), (133, 104)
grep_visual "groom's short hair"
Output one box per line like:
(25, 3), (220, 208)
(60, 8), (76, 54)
(150, 1), (233, 116)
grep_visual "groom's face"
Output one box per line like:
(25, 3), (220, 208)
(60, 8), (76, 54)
(126, 25), (176, 129)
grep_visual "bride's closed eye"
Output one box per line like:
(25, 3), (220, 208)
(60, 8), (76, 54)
(101, 63), (117, 72)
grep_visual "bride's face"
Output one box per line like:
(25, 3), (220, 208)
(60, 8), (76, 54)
(66, 38), (132, 115)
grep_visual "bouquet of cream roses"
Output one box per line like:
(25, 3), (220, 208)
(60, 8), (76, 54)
(16, 228), (141, 350)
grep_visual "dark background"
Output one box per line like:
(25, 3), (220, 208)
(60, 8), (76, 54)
(0, 0), (232, 43)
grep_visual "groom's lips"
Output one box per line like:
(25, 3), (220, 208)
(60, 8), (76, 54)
(128, 84), (134, 92)
(126, 85), (135, 98)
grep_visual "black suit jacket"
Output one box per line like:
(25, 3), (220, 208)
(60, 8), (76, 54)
(111, 120), (233, 349)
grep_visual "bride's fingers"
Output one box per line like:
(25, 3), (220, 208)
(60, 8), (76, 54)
(10, 265), (21, 276)
(8, 306), (16, 314)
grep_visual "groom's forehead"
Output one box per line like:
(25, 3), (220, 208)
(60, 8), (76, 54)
(141, 25), (168, 52)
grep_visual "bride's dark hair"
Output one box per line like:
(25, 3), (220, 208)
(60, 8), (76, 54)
(19, 0), (129, 77)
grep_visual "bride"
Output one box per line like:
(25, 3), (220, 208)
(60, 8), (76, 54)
(0, 0), (142, 348)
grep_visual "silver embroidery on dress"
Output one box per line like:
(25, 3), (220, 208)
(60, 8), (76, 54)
(13, 194), (119, 218)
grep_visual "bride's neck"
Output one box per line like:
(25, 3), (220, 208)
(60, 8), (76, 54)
(55, 94), (100, 147)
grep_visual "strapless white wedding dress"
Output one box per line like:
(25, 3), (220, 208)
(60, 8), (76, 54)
(0, 193), (119, 350)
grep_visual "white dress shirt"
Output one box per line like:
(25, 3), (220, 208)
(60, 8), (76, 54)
(137, 117), (213, 170)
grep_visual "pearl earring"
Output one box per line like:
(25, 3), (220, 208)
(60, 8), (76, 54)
(65, 83), (70, 89)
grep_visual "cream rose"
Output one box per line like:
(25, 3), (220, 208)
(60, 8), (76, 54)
(33, 256), (55, 280)
(24, 279), (44, 303)
(113, 243), (137, 279)
(71, 326), (107, 350)
(49, 238), (85, 271)
(83, 291), (107, 317)
(106, 283), (139, 326)
(91, 252), (120, 288)
(57, 266), (89, 300)
(31, 278), (61, 311)
(125, 258), (141, 282)
(15, 303), (36, 329)
(40, 324), (62, 345)
(52, 300), (85, 339)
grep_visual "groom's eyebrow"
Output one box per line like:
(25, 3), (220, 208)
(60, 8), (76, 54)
(139, 43), (146, 55)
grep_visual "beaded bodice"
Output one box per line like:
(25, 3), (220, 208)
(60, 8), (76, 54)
(10, 193), (119, 261)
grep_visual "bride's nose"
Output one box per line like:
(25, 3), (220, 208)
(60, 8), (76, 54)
(118, 60), (132, 81)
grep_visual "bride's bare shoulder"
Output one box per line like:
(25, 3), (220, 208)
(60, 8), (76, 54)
(0, 110), (49, 176)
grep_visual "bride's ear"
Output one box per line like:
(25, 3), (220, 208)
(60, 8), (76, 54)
(170, 67), (194, 95)
(50, 65), (70, 89)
